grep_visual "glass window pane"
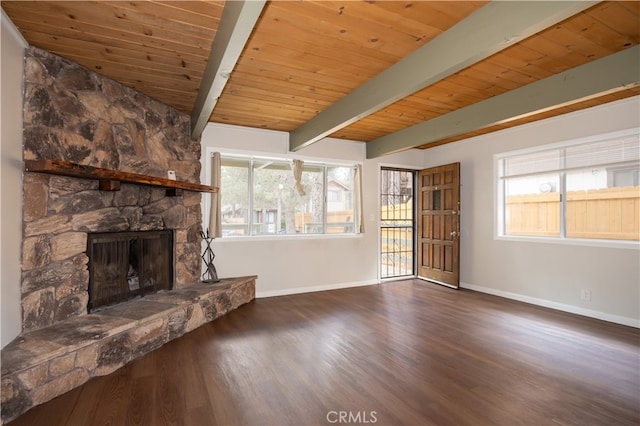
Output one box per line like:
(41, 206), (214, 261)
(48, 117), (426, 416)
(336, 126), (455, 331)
(326, 166), (355, 233)
(504, 173), (560, 237)
(220, 155), (358, 237)
(298, 164), (324, 234)
(252, 160), (324, 235)
(381, 170), (413, 224)
(497, 130), (639, 243)
(220, 158), (250, 236)
(566, 166), (640, 241)
(252, 160), (289, 235)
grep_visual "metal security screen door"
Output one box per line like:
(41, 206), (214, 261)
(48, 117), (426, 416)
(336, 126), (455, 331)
(380, 168), (416, 279)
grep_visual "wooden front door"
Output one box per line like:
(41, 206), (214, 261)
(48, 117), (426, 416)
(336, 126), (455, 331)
(417, 162), (461, 288)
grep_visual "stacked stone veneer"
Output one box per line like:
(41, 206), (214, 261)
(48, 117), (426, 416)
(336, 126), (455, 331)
(21, 46), (203, 332)
(0, 47), (261, 425)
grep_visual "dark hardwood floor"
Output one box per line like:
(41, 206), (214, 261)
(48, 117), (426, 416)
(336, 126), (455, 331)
(9, 280), (640, 426)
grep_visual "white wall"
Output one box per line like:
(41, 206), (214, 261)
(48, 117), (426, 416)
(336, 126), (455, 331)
(423, 96), (640, 327)
(200, 123), (424, 296)
(201, 101), (639, 326)
(1, 11), (27, 347)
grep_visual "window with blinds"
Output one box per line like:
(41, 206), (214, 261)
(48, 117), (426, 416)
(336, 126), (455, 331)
(496, 129), (640, 243)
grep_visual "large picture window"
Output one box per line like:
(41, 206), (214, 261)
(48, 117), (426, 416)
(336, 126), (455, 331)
(220, 156), (357, 236)
(496, 129), (640, 244)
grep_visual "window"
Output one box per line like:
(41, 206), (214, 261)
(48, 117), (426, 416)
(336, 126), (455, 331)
(326, 166), (356, 234)
(496, 129), (640, 243)
(220, 157), (250, 236)
(220, 156), (356, 236)
(327, 190), (340, 202)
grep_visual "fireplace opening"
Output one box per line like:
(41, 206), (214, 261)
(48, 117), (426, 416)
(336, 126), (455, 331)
(87, 230), (174, 311)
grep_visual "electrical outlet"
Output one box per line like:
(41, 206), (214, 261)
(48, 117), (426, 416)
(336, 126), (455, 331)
(580, 289), (591, 301)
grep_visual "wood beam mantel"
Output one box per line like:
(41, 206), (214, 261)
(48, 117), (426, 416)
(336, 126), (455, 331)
(190, 0), (266, 140)
(366, 46), (640, 159)
(288, 0), (597, 152)
(25, 160), (218, 194)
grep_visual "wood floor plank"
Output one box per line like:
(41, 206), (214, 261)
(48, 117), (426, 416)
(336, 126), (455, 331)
(8, 280), (640, 425)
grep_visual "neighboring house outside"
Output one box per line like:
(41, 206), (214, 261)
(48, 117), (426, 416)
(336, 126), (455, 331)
(327, 179), (351, 212)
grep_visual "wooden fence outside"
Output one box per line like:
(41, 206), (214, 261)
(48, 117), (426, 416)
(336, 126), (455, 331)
(506, 186), (640, 240)
(295, 210), (354, 233)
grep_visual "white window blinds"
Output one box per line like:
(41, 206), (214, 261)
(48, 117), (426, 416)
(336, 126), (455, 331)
(500, 130), (639, 178)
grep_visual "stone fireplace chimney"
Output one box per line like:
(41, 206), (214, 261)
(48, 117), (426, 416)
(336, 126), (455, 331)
(1, 46), (258, 425)
(20, 46), (204, 332)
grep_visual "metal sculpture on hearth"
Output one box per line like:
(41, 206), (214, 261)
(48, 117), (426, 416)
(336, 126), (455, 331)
(200, 229), (220, 283)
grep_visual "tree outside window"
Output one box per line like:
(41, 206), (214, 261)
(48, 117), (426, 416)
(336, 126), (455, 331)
(219, 157), (356, 236)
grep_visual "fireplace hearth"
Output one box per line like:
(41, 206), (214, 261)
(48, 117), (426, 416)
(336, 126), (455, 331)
(87, 230), (174, 311)
(1, 276), (256, 424)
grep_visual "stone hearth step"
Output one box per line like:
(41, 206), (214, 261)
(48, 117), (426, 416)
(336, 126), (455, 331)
(1, 276), (256, 425)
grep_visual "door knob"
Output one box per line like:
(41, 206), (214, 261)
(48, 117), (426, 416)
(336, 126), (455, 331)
(450, 231), (458, 237)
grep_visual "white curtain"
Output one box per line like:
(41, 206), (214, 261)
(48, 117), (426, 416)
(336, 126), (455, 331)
(354, 164), (364, 234)
(208, 152), (222, 238)
(292, 159), (306, 196)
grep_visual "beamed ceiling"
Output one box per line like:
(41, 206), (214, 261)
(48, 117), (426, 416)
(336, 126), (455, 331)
(2, 1), (639, 158)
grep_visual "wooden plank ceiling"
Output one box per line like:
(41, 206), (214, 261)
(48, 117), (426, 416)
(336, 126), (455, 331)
(2, 1), (639, 157)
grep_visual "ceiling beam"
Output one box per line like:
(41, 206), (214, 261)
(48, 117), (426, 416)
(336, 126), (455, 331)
(366, 46), (640, 159)
(190, 0), (266, 140)
(288, 0), (598, 152)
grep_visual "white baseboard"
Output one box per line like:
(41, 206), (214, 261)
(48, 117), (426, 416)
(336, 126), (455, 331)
(256, 279), (378, 299)
(460, 282), (640, 328)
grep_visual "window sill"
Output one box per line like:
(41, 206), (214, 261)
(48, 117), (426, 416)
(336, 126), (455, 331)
(216, 233), (363, 243)
(495, 234), (639, 250)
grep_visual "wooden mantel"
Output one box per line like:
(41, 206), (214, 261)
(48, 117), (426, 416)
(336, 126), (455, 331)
(24, 160), (217, 195)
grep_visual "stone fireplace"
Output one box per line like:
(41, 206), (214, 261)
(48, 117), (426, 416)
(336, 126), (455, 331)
(20, 46), (203, 332)
(1, 47), (257, 424)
